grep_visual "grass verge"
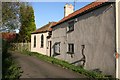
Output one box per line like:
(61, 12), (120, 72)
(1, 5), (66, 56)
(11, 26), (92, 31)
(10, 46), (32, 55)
(20, 50), (112, 79)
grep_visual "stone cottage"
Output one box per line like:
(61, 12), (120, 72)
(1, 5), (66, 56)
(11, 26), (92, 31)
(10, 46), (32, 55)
(51, 1), (118, 77)
(31, 22), (56, 56)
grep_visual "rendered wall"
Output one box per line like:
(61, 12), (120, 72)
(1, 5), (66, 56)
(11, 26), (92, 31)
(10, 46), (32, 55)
(31, 32), (48, 55)
(52, 3), (116, 76)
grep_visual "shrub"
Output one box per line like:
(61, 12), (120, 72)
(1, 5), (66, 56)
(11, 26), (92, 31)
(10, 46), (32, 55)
(2, 56), (21, 79)
(2, 39), (21, 79)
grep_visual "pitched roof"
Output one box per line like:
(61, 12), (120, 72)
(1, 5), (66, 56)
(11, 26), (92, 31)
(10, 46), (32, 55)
(52, 0), (109, 28)
(31, 22), (56, 34)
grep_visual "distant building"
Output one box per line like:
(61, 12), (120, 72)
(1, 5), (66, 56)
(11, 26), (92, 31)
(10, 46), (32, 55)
(0, 32), (17, 42)
(51, 1), (117, 77)
(31, 22), (56, 56)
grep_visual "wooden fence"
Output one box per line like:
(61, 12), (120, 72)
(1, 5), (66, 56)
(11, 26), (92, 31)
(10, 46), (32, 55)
(11, 43), (31, 51)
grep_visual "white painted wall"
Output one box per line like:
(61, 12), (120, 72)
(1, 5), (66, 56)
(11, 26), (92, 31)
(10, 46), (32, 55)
(31, 32), (48, 55)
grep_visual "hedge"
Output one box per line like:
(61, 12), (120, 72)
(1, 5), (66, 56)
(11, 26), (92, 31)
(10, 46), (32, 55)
(2, 38), (21, 79)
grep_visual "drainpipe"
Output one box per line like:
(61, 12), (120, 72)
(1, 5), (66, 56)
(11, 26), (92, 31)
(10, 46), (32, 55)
(115, 0), (119, 78)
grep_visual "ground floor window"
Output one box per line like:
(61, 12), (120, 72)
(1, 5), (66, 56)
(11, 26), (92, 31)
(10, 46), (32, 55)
(41, 34), (44, 48)
(54, 42), (60, 54)
(67, 43), (74, 54)
(34, 35), (36, 48)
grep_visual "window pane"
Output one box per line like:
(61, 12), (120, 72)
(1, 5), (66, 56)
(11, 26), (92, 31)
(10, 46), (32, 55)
(72, 44), (74, 52)
(41, 34), (44, 48)
(34, 36), (36, 48)
(55, 42), (60, 54)
(68, 44), (74, 53)
(68, 21), (74, 31)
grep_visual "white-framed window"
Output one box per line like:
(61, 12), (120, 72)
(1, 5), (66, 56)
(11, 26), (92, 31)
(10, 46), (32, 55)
(54, 42), (60, 54)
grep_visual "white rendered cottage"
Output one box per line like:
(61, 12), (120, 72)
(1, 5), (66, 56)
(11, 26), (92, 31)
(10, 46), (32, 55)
(31, 22), (56, 56)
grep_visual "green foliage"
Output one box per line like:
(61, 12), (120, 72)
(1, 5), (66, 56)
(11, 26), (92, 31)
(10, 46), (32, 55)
(18, 3), (36, 42)
(2, 55), (21, 79)
(2, 2), (36, 42)
(2, 38), (8, 54)
(2, 2), (20, 32)
(21, 50), (108, 78)
(2, 39), (21, 79)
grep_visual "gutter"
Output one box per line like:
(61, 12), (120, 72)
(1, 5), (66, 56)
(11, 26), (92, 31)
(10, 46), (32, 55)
(31, 31), (48, 34)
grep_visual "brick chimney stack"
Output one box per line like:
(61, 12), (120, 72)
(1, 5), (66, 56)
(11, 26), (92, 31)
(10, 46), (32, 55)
(64, 3), (74, 17)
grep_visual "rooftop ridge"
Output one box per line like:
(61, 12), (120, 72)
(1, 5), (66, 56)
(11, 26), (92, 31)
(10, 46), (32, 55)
(52, 0), (109, 28)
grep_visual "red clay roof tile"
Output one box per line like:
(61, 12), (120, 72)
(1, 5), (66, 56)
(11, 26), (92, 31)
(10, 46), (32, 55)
(52, 0), (109, 27)
(32, 22), (56, 34)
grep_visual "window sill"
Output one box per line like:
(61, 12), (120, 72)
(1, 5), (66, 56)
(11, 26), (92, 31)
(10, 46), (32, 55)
(67, 52), (74, 54)
(55, 52), (60, 55)
(67, 30), (74, 33)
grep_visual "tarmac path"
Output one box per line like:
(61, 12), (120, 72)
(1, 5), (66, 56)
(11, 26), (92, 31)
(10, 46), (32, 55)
(11, 51), (86, 78)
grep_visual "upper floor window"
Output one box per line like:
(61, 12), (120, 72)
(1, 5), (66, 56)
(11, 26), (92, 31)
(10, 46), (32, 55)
(41, 34), (44, 48)
(34, 35), (36, 48)
(67, 21), (74, 32)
